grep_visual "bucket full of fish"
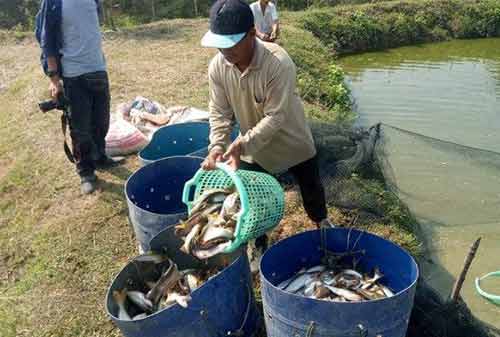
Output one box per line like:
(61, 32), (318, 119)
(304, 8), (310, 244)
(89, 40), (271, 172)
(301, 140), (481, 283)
(138, 122), (210, 166)
(106, 226), (260, 337)
(180, 162), (285, 254)
(125, 156), (203, 252)
(260, 228), (419, 337)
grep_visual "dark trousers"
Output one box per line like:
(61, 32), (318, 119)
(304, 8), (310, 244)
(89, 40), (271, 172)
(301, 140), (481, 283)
(63, 71), (110, 177)
(240, 155), (328, 223)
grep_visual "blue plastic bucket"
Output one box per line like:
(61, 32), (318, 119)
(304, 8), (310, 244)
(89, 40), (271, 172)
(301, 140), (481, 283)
(139, 122), (210, 166)
(106, 226), (260, 337)
(260, 228), (419, 337)
(138, 122), (240, 165)
(125, 156), (203, 252)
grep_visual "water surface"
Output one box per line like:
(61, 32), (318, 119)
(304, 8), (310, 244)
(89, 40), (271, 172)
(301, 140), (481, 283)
(339, 38), (500, 328)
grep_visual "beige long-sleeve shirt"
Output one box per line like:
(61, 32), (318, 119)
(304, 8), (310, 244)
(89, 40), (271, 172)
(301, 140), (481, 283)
(208, 40), (316, 173)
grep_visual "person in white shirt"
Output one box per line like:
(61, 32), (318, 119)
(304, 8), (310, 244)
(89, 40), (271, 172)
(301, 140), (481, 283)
(250, 0), (279, 42)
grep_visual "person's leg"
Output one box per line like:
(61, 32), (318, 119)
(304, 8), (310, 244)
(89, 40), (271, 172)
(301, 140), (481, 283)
(83, 71), (113, 162)
(63, 75), (96, 193)
(239, 160), (270, 271)
(288, 155), (331, 227)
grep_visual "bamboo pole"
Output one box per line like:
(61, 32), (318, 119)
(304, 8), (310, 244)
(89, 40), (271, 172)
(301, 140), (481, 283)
(450, 237), (481, 302)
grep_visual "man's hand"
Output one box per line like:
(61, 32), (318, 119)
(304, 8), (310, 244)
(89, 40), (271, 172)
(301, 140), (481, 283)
(49, 77), (63, 100)
(223, 139), (242, 171)
(202, 148), (224, 171)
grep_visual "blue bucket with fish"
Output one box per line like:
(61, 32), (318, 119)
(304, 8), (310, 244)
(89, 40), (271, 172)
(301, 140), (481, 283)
(260, 228), (419, 337)
(138, 122), (240, 166)
(125, 156), (203, 252)
(105, 226), (260, 337)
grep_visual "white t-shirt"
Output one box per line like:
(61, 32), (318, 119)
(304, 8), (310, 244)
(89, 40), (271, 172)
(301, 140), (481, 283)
(250, 1), (278, 35)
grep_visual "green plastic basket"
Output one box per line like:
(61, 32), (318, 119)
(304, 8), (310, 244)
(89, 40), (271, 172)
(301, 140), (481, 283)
(182, 163), (285, 253)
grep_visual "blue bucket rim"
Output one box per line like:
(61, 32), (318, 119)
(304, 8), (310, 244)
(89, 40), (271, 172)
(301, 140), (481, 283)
(138, 122), (210, 163)
(105, 251), (245, 321)
(124, 155), (204, 217)
(260, 228), (419, 304)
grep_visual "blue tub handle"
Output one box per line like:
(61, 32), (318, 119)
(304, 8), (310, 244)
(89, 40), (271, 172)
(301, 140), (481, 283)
(187, 281), (254, 337)
(226, 282), (253, 336)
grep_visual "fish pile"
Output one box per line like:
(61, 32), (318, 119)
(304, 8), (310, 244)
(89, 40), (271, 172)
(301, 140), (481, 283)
(176, 186), (241, 259)
(112, 253), (224, 320)
(277, 264), (395, 302)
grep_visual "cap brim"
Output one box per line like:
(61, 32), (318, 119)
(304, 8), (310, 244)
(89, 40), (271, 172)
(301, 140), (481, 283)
(201, 31), (246, 49)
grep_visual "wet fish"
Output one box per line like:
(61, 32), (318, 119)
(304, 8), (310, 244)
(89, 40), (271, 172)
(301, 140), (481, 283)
(112, 289), (131, 320)
(164, 292), (192, 308)
(180, 224), (202, 254)
(380, 285), (394, 297)
(334, 270), (363, 289)
(132, 313), (148, 320)
(146, 262), (181, 305)
(133, 253), (169, 264)
(200, 225), (234, 244)
(186, 273), (201, 291)
(127, 290), (153, 312)
(304, 280), (322, 297)
(189, 188), (233, 216)
(361, 267), (384, 290)
(313, 285), (331, 299)
(319, 270), (337, 286)
(192, 241), (231, 260)
(324, 285), (363, 302)
(284, 273), (317, 293)
(356, 288), (383, 300)
(220, 192), (240, 220)
(306, 265), (326, 273)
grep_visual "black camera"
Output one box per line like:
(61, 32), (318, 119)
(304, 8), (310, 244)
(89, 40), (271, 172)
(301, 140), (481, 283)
(38, 93), (68, 112)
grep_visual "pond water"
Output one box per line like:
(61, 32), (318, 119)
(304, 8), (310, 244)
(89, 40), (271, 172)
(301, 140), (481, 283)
(339, 38), (500, 328)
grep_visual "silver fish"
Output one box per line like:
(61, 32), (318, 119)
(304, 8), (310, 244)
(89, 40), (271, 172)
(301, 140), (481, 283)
(112, 290), (131, 320)
(164, 292), (192, 308)
(192, 241), (231, 259)
(127, 290), (153, 312)
(324, 285), (363, 302)
(306, 265), (326, 273)
(146, 262), (181, 305)
(380, 285), (394, 297)
(133, 253), (169, 264)
(304, 280), (322, 297)
(277, 268), (306, 289)
(220, 192), (240, 219)
(200, 225), (234, 244)
(132, 313), (148, 320)
(186, 273), (201, 291)
(313, 285), (331, 299)
(319, 270), (337, 286)
(356, 288), (383, 300)
(284, 273), (316, 294)
(180, 224), (202, 254)
(335, 270), (362, 289)
(361, 267), (384, 290)
(190, 188), (233, 215)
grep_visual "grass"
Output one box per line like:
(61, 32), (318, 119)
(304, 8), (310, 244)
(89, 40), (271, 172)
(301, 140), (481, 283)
(0, 15), (421, 337)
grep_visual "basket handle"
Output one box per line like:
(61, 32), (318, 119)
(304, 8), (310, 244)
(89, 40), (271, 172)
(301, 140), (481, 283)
(182, 167), (206, 212)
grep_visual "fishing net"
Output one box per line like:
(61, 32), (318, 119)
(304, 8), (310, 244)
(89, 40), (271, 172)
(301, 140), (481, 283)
(268, 120), (500, 337)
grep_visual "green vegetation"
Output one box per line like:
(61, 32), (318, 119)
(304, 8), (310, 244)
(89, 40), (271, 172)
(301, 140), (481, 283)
(301, 0), (500, 54)
(280, 21), (353, 121)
